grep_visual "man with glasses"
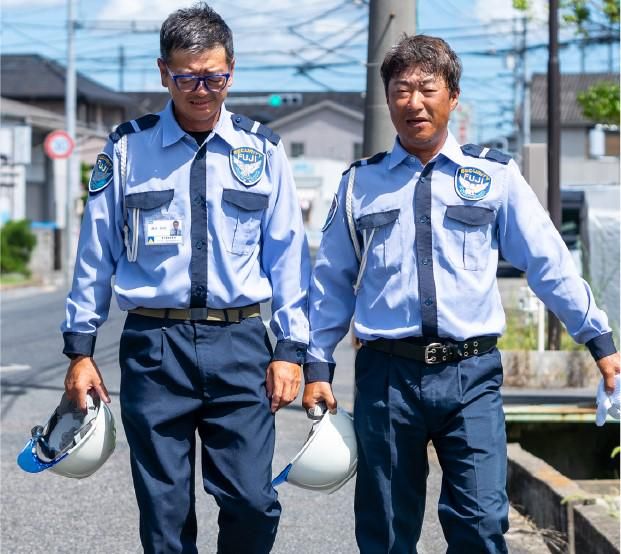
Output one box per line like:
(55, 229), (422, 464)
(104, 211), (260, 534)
(61, 3), (309, 552)
(302, 34), (619, 553)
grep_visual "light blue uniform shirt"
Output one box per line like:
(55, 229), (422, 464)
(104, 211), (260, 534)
(62, 101), (310, 364)
(305, 131), (615, 382)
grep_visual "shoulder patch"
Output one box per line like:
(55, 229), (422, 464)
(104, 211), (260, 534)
(89, 153), (113, 194)
(230, 114), (280, 145)
(461, 144), (511, 165)
(109, 113), (160, 143)
(342, 151), (388, 175)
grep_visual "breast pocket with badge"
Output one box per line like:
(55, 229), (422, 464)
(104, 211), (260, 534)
(124, 189), (177, 261)
(355, 208), (402, 275)
(443, 205), (495, 271)
(221, 189), (269, 255)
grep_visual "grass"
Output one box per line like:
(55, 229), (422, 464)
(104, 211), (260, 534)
(0, 272), (35, 288)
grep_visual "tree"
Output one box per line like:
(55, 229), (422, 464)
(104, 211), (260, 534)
(577, 80), (620, 124)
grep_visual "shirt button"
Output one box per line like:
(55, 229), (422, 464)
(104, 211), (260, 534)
(419, 177), (426, 184)
(195, 240), (204, 249)
(424, 297), (434, 306)
(422, 257), (430, 265)
(195, 285), (205, 296)
(194, 195), (203, 205)
(419, 215), (429, 224)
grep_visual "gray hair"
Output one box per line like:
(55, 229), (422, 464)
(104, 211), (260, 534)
(160, 2), (234, 64)
(380, 34), (462, 97)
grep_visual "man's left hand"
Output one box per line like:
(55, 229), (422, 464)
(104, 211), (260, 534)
(596, 352), (620, 393)
(266, 361), (302, 413)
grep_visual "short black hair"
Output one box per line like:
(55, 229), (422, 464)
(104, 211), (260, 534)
(160, 2), (234, 64)
(380, 34), (461, 97)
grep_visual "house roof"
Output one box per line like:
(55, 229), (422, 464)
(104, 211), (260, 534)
(125, 90), (366, 123)
(268, 99), (364, 129)
(1, 96), (107, 137)
(530, 72), (619, 127)
(1, 54), (134, 107)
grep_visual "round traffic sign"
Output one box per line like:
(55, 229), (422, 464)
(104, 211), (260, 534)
(44, 130), (75, 159)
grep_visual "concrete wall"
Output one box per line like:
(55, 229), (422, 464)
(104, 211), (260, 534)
(507, 443), (620, 554)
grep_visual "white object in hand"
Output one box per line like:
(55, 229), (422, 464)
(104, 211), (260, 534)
(595, 375), (621, 426)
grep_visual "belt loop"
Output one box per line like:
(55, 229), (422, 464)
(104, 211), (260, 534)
(164, 308), (170, 321)
(238, 308), (243, 322)
(223, 309), (230, 323)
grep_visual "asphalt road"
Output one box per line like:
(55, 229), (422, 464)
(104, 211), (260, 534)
(1, 287), (547, 553)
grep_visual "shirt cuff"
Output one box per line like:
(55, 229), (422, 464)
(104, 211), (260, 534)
(303, 361), (335, 384)
(63, 332), (96, 359)
(585, 332), (617, 361)
(273, 340), (307, 365)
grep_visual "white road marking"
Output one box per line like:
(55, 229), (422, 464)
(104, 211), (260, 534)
(0, 363), (32, 373)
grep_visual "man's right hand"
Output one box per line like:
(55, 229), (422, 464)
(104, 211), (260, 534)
(302, 381), (337, 417)
(64, 356), (110, 412)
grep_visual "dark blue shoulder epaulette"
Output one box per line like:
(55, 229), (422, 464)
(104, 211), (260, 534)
(109, 114), (160, 143)
(342, 151), (388, 175)
(231, 114), (280, 145)
(461, 144), (511, 165)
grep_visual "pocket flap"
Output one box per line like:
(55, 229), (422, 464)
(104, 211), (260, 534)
(125, 189), (174, 210)
(223, 189), (269, 211)
(355, 209), (400, 230)
(445, 205), (494, 226)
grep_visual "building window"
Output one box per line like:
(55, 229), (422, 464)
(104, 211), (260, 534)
(353, 142), (363, 160)
(291, 142), (305, 158)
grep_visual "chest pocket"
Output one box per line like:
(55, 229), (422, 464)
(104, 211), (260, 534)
(354, 208), (401, 285)
(222, 189), (269, 255)
(124, 189), (175, 262)
(443, 205), (495, 271)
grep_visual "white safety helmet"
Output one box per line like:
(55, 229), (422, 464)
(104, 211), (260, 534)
(273, 408), (357, 494)
(17, 392), (116, 479)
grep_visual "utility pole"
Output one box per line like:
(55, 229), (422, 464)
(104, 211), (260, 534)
(119, 45), (125, 92)
(65, 0), (78, 286)
(547, 0), (562, 350)
(362, 0), (416, 157)
(520, 16), (530, 154)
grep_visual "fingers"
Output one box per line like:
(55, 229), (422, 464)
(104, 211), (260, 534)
(64, 357), (110, 412)
(267, 362), (302, 413)
(302, 381), (337, 414)
(596, 353), (620, 394)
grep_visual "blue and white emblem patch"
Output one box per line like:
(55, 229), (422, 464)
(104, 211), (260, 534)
(229, 147), (265, 186)
(321, 194), (339, 232)
(89, 153), (113, 194)
(454, 167), (491, 201)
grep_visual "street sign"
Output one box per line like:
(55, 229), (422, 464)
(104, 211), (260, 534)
(43, 130), (74, 159)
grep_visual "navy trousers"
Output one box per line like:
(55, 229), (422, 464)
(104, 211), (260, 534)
(353, 346), (509, 554)
(119, 314), (280, 554)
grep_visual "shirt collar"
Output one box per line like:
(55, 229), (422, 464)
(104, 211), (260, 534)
(160, 100), (186, 148)
(160, 100), (233, 148)
(387, 129), (463, 170)
(212, 104), (237, 147)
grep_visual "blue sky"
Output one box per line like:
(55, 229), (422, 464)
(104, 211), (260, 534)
(2, 0), (618, 142)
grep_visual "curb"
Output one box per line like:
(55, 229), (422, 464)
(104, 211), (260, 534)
(507, 442), (620, 554)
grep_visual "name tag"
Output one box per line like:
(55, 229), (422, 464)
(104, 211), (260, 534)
(145, 219), (183, 245)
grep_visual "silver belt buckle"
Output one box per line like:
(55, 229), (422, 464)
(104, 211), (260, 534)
(424, 342), (443, 364)
(190, 307), (209, 320)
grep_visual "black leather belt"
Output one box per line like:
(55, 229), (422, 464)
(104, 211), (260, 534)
(364, 336), (497, 365)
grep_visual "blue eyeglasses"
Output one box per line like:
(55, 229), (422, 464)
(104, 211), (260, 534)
(166, 66), (231, 93)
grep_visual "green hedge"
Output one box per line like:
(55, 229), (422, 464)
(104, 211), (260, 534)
(0, 220), (37, 276)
